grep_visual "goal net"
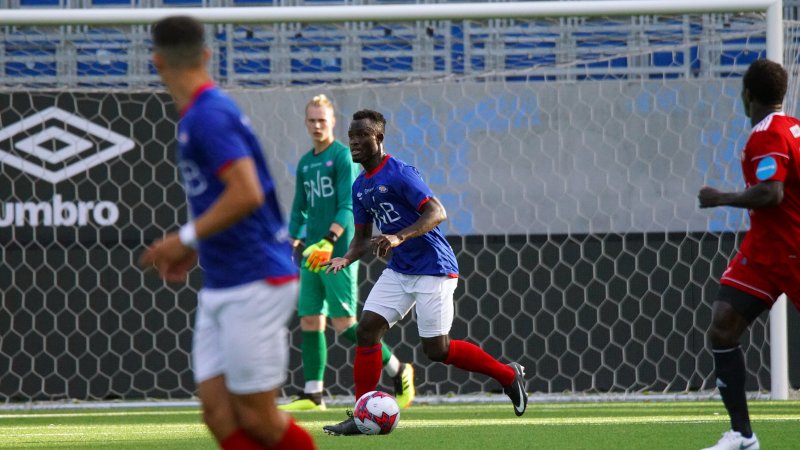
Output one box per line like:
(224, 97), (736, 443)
(0, 2), (796, 404)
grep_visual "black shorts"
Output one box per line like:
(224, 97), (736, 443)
(716, 284), (769, 324)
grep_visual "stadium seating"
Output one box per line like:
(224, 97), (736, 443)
(0, 1), (777, 87)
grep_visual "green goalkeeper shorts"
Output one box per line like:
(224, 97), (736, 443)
(297, 261), (359, 318)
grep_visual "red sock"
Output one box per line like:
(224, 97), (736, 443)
(444, 339), (515, 386)
(220, 428), (264, 450)
(270, 419), (316, 450)
(354, 343), (383, 399)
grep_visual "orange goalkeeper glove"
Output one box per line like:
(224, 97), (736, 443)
(302, 238), (334, 272)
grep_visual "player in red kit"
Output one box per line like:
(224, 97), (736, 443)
(698, 59), (800, 450)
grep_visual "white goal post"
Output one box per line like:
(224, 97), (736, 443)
(0, 0), (792, 403)
(0, 0), (787, 26)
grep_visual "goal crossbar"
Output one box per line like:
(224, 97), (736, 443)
(0, 0), (783, 25)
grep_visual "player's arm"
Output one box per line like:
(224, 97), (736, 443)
(371, 196), (447, 257)
(324, 223), (372, 274)
(288, 162), (308, 247)
(701, 130), (789, 210)
(288, 162), (309, 265)
(698, 180), (784, 209)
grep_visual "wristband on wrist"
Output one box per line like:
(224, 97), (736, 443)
(179, 222), (198, 249)
(324, 231), (338, 244)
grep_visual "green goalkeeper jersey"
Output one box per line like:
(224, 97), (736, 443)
(288, 140), (359, 257)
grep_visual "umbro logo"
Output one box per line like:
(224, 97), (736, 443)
(0, 106), (135, 184)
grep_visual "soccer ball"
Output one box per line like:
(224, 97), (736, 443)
(352, 390), (400, 435)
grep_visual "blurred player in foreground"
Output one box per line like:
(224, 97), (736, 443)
(321, 109), (528, 436)
(281, 95), (414, 411)
(698, 59), (800, 450)
(140, 15), (315, 450)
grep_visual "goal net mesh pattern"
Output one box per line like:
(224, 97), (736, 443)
(0, 9), (796, 403)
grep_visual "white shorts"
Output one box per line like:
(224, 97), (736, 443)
(192, 279), (298, 394)
(363, 268), (457, 338)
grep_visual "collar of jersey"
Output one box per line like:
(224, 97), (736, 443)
(180, 81), (217, 118)
(365, 154), (391, 178)
(752, 111), (785, 129)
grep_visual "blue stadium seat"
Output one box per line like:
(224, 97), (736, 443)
(88, 0), (137, 5)
(574, 27), (629, 80)
(504, 24), (558, 81)
(19, 0), (63, 6)
(649, 46), (699, 79)
(75, 29), (130, 83)
(300, 0), (348, 4)
(4, 32), (58, 80)
(645, 18), (701, 79)
(360, 25), (415, 80)
(217, 27), (272, 85)
(290, 25), (343, 85)
(451, 24), (486, 74)
(161, 0), (204, 5)
(715, 15), (767, 77)
(720, 37), (766, 68)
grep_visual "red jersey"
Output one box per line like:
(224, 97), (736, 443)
(738, 112), (800, 265)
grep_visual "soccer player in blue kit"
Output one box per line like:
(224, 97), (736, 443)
(321, 109), (528, 435)
(139, 16), (315, 450)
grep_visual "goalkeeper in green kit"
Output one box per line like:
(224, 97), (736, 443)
(280, 95), (415, 411)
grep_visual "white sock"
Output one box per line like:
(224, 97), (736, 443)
(384, 355), (401, 378)
(304, 380), (324, 394)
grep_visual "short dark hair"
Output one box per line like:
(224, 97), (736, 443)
(743, 59), (787, 105)
(352, 109), (386, 134)
(152, 16), (205, 68)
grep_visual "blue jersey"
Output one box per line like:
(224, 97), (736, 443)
(178, 84), (296, 288)
(352, 155), (458, 276)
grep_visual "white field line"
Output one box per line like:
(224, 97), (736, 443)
(0, 410), (201, 419)
(2, 414), (799, 441)
(0, 423), (207, 440)
(302, 414), (800, 429)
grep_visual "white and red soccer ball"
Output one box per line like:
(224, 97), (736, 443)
(352, 390), (400, 435)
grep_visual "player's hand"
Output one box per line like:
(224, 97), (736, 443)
(302, 238), (334, 272)
(322, 257), (350, 274)
(371, 234), (403, 257)
(698, 186), (723, 208)
(139, 233), (198, 283)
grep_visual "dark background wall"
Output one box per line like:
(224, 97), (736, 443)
(2, 232), (798, 401)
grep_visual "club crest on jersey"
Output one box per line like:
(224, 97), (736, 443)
(791, 124), (800, 138)
(755, 156), (778, 181)
(178, 132), (189, 144)
(326, 160), (333, 167)
(378, 185), (388, 193)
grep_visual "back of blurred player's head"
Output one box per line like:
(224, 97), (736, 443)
(352, 109), (386, 135)
(306, 94), (335, 115)
(743, 59), (787, 105)
(152, 16), (206, 69)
